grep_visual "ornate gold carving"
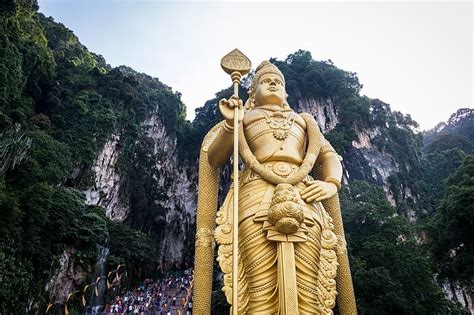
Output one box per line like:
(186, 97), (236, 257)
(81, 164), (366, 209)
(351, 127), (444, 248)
(195, 228), (215, 248)
(268, 183), (304, 234)
(272, 161), (293, 177)
(314, 206), (339, 314)
(256, 109), (296, 141)
(201, 122), (224, 153)
(249, 277), (277, 293)
(215, 187), (250, 312)
(238, 113), (320, 186)
(193, 120), (222, 314)
(220, 49), (251, 76)
(249, 60), (285, 96)
(337, 235), (348, 254)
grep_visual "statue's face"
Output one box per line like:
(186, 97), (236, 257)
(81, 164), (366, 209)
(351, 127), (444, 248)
(254, 73), (286, 107)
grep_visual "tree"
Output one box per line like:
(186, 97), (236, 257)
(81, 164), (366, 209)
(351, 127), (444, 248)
(429, 155), (474, 289)
(341, 181), (461, 314)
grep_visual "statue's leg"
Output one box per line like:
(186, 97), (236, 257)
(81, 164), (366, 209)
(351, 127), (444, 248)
(239, 180), (278, 314)
(294, 196), (338, 315)
(294, 218), (322, 314)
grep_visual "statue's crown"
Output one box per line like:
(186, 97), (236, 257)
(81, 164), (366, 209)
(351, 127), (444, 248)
(249, 61), (285, 96)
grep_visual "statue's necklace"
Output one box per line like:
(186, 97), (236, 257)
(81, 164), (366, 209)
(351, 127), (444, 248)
(256, 108), (296, 140)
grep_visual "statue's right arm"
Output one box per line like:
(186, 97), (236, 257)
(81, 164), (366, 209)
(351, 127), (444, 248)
(207, 126), (234, 168)
(207, 97), (244, 168)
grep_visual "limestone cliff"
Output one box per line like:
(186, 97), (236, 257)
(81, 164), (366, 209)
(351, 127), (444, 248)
(81, 105), (197, 268)
(84, 133), (127, 221)
(291, 95), (421, 219)
(44, 248), (87, 308)
(297, 97), (339, 132)
(130, 108), (197, 268)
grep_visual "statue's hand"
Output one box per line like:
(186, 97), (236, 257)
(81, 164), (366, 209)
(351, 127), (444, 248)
(219, 96), (244, 125)
(300, 180), (338, 203)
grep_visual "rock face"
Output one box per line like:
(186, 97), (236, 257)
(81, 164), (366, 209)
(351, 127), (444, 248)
(442, 281), (474, 314)
(80, 106), (197, 268)
(39, 109), (194, 301)
(45, 247), (87, 304)
(84, 133), (127, 221)
(298, 97), (339, 132)
(349, 127), (397, 184)
(297, 97), (393, 186)
(294, 97), (408, 207)
(136, 109), (197, 268)
(348, 127), (399, 206)
(295, 97), (422, 221)
(423, 107), (474, 148)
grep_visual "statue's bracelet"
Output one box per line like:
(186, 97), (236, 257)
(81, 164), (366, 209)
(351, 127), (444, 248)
(325, 177), (342, 192)
(223, 121), (234, 133)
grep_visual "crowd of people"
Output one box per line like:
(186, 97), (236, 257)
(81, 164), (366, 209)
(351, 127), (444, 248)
(104, 270), (193, 314)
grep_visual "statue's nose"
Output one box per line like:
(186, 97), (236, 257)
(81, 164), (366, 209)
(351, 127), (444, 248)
(269, 80), (276, 86)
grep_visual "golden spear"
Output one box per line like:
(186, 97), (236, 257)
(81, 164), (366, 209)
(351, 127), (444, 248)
(220, 49), (251, 315)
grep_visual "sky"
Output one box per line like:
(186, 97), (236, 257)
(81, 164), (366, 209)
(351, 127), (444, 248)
(38, 0), (473, 130)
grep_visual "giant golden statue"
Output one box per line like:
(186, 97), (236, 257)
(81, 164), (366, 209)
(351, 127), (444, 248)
(194, 52), (356, 314)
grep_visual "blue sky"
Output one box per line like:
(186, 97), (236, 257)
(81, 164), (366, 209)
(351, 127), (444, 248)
(39, 0), (473, 130)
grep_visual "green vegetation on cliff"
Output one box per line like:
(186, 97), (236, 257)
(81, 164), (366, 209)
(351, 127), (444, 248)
(341, 182), (461, 314)
(1, 0), (188, 312)
(428, 156), (474, 289)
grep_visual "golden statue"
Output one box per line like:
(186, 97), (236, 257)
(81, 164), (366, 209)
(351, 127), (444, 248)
(194, 50), (357, 314)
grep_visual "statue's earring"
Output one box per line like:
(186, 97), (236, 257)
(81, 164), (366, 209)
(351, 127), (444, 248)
(245, 96), (255, 110)
(283, 94), (290, 109)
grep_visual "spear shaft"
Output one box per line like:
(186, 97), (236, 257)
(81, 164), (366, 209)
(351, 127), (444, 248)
(231, 71), (240, 315)
(220, 49), (251, 315)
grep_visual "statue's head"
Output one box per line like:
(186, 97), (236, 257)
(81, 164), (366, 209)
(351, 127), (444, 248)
(246, 61), (289, 110)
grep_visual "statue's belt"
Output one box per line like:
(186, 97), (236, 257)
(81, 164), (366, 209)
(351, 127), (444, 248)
(241, 161), (312, 186)
(238, 161), (325, 240)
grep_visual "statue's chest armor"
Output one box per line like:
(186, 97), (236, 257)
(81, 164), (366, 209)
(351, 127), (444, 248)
(244, 110), (306, 164)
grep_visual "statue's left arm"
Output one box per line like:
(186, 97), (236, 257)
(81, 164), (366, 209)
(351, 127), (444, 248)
(320, 150), (343, 190)
(309, 130), (358, 315)
(301, 142), (343, 203)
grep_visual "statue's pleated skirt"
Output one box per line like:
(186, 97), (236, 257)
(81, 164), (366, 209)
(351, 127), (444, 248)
(238, 179), (323, 314)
